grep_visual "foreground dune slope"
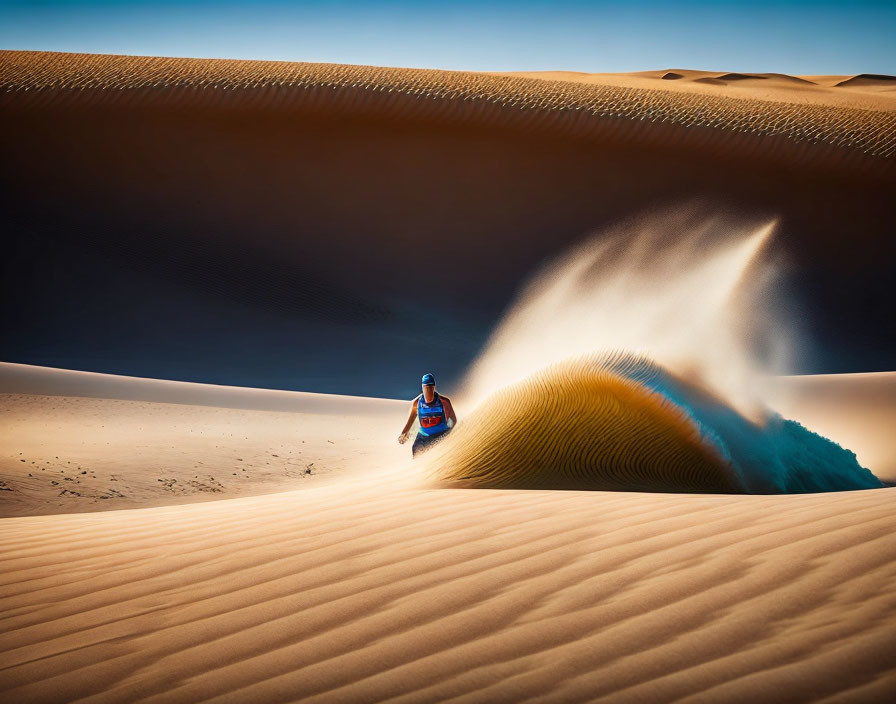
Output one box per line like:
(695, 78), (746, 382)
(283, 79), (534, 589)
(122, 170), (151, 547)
(1, 483), (894, 703)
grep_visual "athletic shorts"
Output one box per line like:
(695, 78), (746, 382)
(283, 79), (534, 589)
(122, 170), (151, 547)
(412, 428), (452, 458)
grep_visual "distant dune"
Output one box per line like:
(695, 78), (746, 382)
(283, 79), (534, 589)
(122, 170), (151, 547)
(0, 361), (400, 414)
(835, 73), (896, 88)
(1, 51), (894, 392)
(501, 67), (896, 111)
(3, 52), (893, 158)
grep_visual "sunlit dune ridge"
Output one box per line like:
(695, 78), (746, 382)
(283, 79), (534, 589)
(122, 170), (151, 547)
(425, 352), (881, 494)
(427, 353), (735, 493)
(1, 51), (894, 169)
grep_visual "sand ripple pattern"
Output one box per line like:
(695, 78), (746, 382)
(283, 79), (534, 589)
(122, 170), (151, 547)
(2, 485), (895, 703)
(425, 355), (739, 493)
(1, 51), (894, 170)
(426, 353), (882, 494)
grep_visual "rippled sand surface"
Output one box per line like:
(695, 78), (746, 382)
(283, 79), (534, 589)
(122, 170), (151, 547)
(2, 364), (895, 702)
(2, 51), (894, 165)
(1, 51), (894, 702)
(2, 477), (894, 703)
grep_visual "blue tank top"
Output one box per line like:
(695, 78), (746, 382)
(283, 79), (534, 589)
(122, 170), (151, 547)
(417, 392), (449, 437)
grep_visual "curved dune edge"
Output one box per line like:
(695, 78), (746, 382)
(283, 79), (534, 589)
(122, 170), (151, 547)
(424, 354), (881, 494)
(835, 73), (896, 87)
(1, 51), (894, 174)
(500, 69), (896, 107)
(768, 371), (896, 483)
(425, 356), (738, 493)
(1, 485), (894, 703)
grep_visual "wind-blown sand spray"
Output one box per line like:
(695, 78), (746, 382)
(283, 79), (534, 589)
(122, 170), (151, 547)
(427, 209), (882, 493)
(460, 209), (785, 415)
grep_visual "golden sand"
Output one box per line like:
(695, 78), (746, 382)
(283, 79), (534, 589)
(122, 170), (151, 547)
(2, 476), (894, 703)
(1, 50), (894, 702)
(2, 51), (894, 168)
(426, 356), (735, 493)
(0, 363), (405, 517)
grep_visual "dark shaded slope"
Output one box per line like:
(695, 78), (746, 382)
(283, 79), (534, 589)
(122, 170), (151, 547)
(1, 52), (894, 396)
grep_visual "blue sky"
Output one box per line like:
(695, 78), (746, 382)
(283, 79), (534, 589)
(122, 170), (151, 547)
(1, 1), (894, 75)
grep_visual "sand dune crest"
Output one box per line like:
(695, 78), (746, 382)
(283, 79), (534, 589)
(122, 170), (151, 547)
(426, 355), (736, 493)
(836, 73), (896, 87)
(427, 354), (881, 494)
(2, 51), (894, 168)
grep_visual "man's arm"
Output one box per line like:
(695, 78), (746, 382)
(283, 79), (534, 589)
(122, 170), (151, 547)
(398, 398), (419, 444)
(441, 396), (458, 426)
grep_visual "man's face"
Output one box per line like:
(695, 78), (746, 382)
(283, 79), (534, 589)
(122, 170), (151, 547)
(422, 384), (435, 402)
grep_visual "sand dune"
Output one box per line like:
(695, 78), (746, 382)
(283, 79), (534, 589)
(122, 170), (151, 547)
(2, 364), (894, 700)
(834, 74), (896, 88)
(501, 68), (896, 111)
(428, 355), (736, 493)
(2, 479), (894, 703)
(2, 51), (894, 392)
(2, 52), (892, 163)
(426, 354), (881, 494)
(0, 361), (400, 414)
(1, 50), (894, 701)
(0, 363), (405, 517)
(768, 371), (896, 483)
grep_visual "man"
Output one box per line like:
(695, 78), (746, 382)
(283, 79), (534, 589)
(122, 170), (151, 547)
(398, 372), (457, 457)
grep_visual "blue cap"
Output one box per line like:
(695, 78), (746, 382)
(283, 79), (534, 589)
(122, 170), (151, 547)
(421, 373), (435, 386)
